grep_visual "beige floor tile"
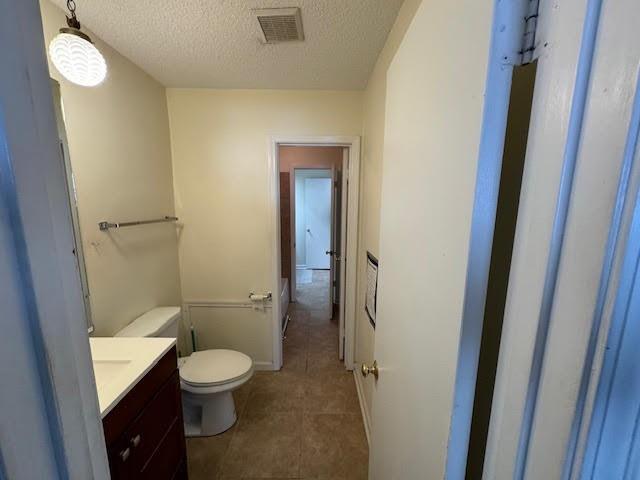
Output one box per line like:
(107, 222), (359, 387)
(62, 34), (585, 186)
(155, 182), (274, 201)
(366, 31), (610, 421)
(303, 373), (360, 414)
(244, 390), (304, 415)
(282, 349), (308, 373)
(307, 330), (338, 353)
(219, 412), (303, 478)
(250, 370), (309, 397)
(186, 426), (236, 480)
(283, 330), (308, 350)
(287, 308), (310, 322)
(301, 414), (368, 480)
(306, 351), (346, 374)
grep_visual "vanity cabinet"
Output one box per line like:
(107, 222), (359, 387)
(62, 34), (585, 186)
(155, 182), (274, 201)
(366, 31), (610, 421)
(102, 347), (188, 479)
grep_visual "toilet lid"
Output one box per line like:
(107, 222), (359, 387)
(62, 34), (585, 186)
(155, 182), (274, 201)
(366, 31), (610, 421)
(179, 349), (253, 387)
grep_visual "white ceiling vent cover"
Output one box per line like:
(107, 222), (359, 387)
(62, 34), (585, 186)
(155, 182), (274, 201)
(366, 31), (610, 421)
(253, 7), (304, 44)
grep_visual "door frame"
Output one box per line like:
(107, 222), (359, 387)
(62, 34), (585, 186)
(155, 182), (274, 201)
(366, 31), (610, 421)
(0, 0), (109, 477)
(295, 169), (333, 272)
(268, 136), (360, 370)
(483, 0), (640, 477)
(442, 1), (539, 477)
(291, 167), (334, 303)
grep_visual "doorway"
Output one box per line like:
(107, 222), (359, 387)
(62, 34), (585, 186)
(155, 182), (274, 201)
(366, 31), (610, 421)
(296, 170), (332, 271)
(279, 148), (346, 366)
(269, 137), (360, 371)
(292, 169), (334, 327)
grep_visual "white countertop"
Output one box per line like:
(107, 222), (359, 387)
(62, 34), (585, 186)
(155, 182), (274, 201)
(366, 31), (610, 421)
(89, 337), (176, 418)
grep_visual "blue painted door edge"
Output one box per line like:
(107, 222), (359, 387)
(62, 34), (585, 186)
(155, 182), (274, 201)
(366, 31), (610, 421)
(444, 0), (525, 478)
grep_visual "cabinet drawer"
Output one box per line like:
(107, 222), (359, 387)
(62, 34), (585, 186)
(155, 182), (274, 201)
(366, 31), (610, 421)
(103, 348), (178, 444)
(140, 418), (186, 479)
(107, 372), (186, 478)
(103, 346), (187, 479)
(128, 372), (181, 474)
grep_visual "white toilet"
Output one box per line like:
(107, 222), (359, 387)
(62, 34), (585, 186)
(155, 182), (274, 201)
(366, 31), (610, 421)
(115, 306), (254, 437)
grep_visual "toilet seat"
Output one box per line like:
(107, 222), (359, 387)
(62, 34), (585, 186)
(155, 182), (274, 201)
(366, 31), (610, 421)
(179, 349), (253, 390)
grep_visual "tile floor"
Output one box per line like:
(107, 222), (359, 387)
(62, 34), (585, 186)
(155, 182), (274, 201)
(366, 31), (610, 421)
(186, 270), (369, 479)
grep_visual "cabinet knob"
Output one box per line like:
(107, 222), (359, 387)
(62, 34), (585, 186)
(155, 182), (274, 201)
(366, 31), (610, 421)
(119, 447), (131, 462)
(130, 434), (141, 448)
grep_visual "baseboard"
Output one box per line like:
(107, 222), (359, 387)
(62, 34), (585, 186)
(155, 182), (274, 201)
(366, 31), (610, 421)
(253, 361), (276, 371)
(353, 370), (372, 445)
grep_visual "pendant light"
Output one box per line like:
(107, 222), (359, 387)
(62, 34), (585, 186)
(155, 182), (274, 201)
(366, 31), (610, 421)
(48, 0), (107, 87)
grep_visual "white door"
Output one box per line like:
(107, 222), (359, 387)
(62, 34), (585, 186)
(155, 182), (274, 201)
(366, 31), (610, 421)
(329, 166), (337, 305)
(368, 0), (497, 478)
(338, 151), (348, 359)
(304, 177), (332, 269)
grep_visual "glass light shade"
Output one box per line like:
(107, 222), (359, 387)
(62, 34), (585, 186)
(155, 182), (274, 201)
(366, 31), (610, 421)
(49, 30), (107, 87)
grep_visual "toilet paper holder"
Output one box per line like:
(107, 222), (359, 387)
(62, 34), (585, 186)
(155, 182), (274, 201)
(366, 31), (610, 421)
(248, 291), (272, 302)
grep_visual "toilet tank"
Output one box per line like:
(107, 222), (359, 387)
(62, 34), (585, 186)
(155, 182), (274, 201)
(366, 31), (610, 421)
(115, 306), (181, 338)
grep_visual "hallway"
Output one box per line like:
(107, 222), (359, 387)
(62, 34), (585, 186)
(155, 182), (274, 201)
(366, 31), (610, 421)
(186, 270), (369, 479)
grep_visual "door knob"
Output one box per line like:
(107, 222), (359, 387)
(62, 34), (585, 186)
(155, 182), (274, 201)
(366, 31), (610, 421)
(326, 250), (335, 256)
(361, 360), (379, 379)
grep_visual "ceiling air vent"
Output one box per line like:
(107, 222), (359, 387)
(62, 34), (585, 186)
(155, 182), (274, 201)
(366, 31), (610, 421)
(253, 7), (304, 44)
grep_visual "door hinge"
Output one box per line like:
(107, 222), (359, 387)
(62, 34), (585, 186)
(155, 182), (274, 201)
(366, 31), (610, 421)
(503, 0), (542, 66)
(519, 0), (540, 65)
(332, 280), (337, 286)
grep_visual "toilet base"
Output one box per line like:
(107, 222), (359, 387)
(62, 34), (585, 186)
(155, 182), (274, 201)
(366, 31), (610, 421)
(181, 390), (237, 437)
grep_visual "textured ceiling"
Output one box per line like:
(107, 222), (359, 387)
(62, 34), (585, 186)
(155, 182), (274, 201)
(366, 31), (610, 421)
(49, 0), (404, 90)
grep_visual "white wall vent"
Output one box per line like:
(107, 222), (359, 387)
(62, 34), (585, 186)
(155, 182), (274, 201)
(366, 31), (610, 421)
(253, 7), (304, 44)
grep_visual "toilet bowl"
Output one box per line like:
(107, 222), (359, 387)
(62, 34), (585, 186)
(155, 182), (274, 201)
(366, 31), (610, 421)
(179, 349), (253, 436)
(115, 306), (254, 437)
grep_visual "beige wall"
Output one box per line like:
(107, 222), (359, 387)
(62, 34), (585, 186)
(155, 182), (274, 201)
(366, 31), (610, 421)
(40, 0), (182, 337)
(354, 0), (423, 432)
(279, 146), (344, 172)
(166, 89), (362, 366)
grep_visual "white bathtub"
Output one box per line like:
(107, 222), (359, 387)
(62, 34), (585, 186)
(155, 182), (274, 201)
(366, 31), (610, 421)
(280, 278), (290, 333)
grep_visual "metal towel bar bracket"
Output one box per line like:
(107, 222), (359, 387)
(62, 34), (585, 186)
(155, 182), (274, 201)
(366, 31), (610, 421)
(98, 216), (178, 231)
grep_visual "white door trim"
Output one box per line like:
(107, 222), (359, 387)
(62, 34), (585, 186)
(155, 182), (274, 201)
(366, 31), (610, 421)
(339, 150), (349, 360)
(268, 136), (360, 370)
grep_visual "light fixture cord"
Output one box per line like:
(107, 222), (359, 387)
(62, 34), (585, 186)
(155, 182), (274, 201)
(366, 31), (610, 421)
(65, 0), (81, 29)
